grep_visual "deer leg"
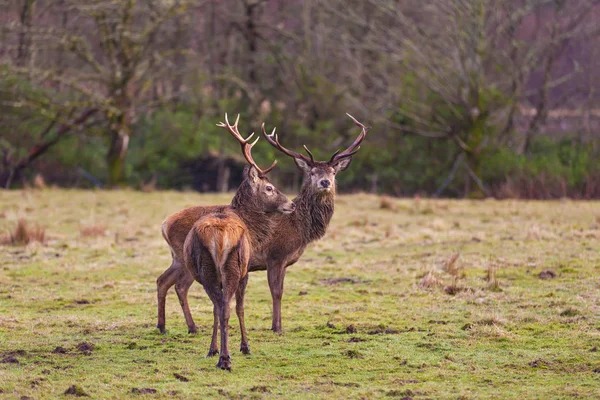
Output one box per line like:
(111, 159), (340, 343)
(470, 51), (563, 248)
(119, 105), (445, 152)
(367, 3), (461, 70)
(217, 289), (234, 371)
(156, 261), (180, 334)
(217, 263), (242, 371)
(207, 304), (220, 357)
(267, 265), (286, 334)
(175, 268), (198, 334)
(236, 274), (250, 354)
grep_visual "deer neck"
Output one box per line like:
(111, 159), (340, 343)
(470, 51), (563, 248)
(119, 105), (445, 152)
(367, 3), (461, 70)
(293, 183), (335, 244)
(230, 185), (273, 250)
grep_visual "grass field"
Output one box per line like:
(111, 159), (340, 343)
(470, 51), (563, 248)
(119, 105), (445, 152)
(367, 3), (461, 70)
(0, 189), (599, 399)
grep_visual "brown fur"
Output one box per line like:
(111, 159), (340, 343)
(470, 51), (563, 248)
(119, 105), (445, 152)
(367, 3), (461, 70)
(156, 166), (293, 335)
(157, 204), (225, 334)
(183, 211), (250, 370)
(157, 117), (367, 334)
(249, 160), (347, 332)
(157, 159), (353, 334)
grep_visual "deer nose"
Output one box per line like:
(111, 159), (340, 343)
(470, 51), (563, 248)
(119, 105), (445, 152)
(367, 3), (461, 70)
(320, 179), (331, 188)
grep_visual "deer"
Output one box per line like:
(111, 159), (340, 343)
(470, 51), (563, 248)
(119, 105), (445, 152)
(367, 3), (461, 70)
(253, 113), (368, 332)
(157, 113), (368, 334)
(157, 114), (294, 337)
(183, 136), (293, 370)
(183, 211), (250, 371)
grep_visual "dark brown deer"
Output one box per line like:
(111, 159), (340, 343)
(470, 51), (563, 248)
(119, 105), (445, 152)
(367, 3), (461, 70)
(254, 113), (368, 332)
(157, 113), (368, 334)
(157, 114), (294, 336)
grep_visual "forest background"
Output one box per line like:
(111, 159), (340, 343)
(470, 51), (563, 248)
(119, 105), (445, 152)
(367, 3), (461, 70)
(1, 0), (599, 198)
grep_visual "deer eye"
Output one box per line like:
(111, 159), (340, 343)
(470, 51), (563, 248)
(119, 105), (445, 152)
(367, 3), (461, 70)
(266, 185), (273, 192)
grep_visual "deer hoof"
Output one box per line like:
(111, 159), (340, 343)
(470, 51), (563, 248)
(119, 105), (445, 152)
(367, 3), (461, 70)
(157, 325), (166, 334)
(206, 349), (219, 358)
(216, 355), (231, 371)
(240, 344), (251, 355)
(188, 326), (198, 335)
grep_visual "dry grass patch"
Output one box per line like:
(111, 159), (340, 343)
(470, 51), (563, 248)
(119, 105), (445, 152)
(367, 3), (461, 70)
(443, 253), (461, 277)
(418, 253), (466, 293)
(379, 196), (398, 212)
(486, 263), (501, 291)
(463, 315), (512, 338)
(80, 224), (107, 237)
(442, 253), (467, 294)
(2, 218), (45, 245)
(418, 270), (441, 289)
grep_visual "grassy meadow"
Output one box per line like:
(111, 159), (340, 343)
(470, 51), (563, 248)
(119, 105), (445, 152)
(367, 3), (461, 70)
(0, 189), (599, 399)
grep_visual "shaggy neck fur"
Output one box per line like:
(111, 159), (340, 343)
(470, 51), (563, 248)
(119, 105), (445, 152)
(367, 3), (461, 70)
(293, 179), (335, 245)
(230, 180), (274, 250)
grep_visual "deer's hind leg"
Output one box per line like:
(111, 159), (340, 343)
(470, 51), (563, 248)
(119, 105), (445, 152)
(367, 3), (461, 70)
(216, 247), (246, 370)
(207, 304), (219, 357)
(156, 260), (180, 334)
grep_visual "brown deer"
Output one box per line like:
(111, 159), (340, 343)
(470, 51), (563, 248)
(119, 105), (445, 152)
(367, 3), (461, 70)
(183, 115), (293, 370)
(183, 174), (293, 370)
(157, 113), (368, 334)
(157, 114), (294, 336)
(183, 211), (249, 371)
(254, 113), (368, 332)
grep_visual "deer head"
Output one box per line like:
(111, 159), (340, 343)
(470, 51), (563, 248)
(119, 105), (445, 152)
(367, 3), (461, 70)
(217, 113), (295, 215)
(262, 113), (369, 195)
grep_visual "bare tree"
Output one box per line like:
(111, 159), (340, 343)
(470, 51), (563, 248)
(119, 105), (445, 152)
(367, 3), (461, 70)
(50, 0), (191, 186)
(324, 0), (600, 196)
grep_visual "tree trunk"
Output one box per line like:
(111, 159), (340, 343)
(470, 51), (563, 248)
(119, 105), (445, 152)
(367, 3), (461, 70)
(17, 0), (36, 67)
(107, 127), (130, 187)
(465, 152), (488, 199)
(244, 1), (259, 85)
(216, 159), (230, 193)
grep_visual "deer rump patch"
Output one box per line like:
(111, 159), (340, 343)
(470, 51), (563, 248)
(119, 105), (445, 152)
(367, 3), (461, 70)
(194, 213), (249, 286)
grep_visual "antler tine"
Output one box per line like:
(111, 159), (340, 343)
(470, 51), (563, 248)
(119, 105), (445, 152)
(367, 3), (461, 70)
(241, 135), (278, 175)
(248, 134), (259, 148)
(261, 122), (312, 163)
(328, 149), (341, 162)
(303, 145), (315, 163)
(330, 113), (370, 163)
(217, 113), (277, 175)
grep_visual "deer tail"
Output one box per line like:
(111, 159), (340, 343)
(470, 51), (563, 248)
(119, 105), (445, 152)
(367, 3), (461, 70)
(207, 227), (245, 286)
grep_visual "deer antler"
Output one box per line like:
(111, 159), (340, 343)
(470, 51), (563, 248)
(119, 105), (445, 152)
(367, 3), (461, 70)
(217, 113), (277, 175)
(329, 113), (369, 163)
(261, 123), (313, 164)
(262, 113), (369, 164)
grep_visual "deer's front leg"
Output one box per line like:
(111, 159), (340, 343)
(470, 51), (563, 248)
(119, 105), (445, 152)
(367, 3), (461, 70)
(236, 274), (250, 354)
(267, 264), (286, 334)
(174, 268), (198, 334)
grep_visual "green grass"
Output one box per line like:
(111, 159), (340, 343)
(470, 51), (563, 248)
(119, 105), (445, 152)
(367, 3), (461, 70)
(1, 190), (599, 399)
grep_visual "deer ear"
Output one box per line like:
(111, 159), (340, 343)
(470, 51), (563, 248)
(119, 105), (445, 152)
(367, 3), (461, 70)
(294, 158), (311, 173)
(332, 157), (352, 173)
(246, 166), (260, 183)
